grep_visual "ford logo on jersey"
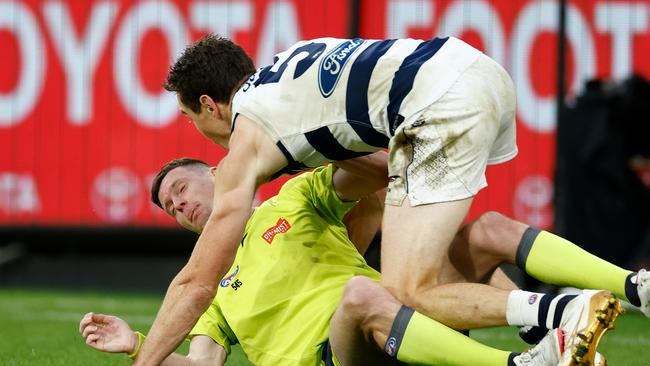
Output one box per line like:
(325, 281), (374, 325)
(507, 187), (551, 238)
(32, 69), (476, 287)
(220, 265), (240, 288)
(318, 38), (364, 97)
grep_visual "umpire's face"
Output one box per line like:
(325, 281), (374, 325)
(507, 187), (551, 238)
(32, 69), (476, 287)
(157, 165), (215, 233)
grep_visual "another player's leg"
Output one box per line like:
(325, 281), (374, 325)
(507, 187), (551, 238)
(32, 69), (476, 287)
(379, 49), (519, 327)
(517, 226), (647, 314)
(330, 276), (564, 366)
(444, 211), (624, 364)
(379, 198), (483, 322)
(462, 210), (648, 316)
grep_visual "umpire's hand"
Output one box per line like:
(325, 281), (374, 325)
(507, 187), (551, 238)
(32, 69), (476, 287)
(79, 312), (139, 355)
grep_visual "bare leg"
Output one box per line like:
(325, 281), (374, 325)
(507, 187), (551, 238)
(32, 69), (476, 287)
(438, 211), (525, 287)
(447, 211), (527, 280)
(329, 277), (404, 366)
(381, 202), (528, 329)
(330, 277), (524, 366)
(489, 269), (518, 290)
(380, 198), (473, 299)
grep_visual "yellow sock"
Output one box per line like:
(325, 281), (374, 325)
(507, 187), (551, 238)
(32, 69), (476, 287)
(387, 307), (511, 366)
(517, 228), (632, 302)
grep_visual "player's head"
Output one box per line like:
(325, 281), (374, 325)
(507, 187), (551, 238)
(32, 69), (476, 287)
(151, 158), (215, 233)
(164, 34), (255, 143)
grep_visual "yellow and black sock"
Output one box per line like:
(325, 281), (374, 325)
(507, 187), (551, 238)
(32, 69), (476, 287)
(516, 227), (638, 304)
(385, 306), (515, 365)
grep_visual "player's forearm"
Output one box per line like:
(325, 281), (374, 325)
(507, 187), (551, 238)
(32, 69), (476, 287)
(132, 276), (215, 366)
(134, 197), (247, 365)
(160, 352), (223, 366)
(336, 151), (388, 185)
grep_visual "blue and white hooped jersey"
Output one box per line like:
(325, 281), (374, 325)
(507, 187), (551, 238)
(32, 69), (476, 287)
(231, 36), (481, 175)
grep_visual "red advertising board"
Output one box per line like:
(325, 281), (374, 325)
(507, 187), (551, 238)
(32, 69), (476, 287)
(1, 0), (650, 229)
(360, 0), (650, 228)
(0, 0), (348, 227)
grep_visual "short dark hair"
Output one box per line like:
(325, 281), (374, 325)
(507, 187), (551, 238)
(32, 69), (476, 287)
(151, 158), (210, 208)
(164, 34), (255, 113)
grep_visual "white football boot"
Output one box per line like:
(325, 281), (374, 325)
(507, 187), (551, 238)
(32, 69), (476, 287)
(518, 326), (607, 366)
(513, 329), (563, 366)
(558, 290), (622, 366)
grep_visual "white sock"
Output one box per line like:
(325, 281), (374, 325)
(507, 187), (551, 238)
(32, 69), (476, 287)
(506, 290), (544, 327)
(506, 290), (577, 329)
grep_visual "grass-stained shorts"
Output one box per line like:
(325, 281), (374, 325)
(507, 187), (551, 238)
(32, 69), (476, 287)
(386, 53), (518, 206)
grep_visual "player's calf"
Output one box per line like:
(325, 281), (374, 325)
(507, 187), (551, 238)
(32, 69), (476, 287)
(338, 276), (402, 347)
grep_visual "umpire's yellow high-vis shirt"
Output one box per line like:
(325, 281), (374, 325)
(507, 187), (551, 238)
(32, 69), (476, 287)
(189, 165), (380, 366)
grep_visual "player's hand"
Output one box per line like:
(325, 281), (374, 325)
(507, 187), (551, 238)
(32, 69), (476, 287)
(79, 312), (138, 354)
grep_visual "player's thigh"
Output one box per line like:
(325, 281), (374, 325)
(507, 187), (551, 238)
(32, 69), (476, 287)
(380, 197), (473, 294)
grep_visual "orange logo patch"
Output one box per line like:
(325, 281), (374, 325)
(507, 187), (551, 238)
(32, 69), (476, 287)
(262, 218), (292, 244)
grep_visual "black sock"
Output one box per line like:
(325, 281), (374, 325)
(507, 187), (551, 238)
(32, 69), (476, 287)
(625, 272), (641, 306)
(507, 352), (521, 366)
(519, 325), (548, 344)
(536, 294), (577, 329)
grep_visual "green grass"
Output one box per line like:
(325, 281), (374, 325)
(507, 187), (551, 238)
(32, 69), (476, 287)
(1, 288), (648, 365)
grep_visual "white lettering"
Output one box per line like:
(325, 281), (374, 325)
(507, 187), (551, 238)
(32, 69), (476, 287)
(191, 1), (252, 38)
(43, 1), (117, 125)
(256, 1), (300, 65)
(595, 2), (649, 80)
(387, 0), (433, 38)
(323, 39), (363, 75)
(113, 0), (189, 127)
(511, 1), (595, 132)
(436, 0), (506, 66)
(0, 2), (44, 126)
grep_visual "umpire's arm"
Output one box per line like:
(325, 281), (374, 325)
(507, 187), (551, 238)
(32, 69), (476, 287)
(335, 151), (389, 254)
(333, 150), (389, 202)
(133, 116), (288, 366)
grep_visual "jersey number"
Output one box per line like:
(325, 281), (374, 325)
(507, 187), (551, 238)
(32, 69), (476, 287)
(254, 42), (327, 86)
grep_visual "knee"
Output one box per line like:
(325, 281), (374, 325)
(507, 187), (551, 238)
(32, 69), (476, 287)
(475, 211), (511, 233)
(340, 276), (388, 333)
(341, 276), (379, 317)
(469, 211), (523, 255)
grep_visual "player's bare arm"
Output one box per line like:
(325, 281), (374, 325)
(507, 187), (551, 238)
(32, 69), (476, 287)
(332, 151), (389, 202)
(133, 115), (287, 366)
(79, 312), (227, 366)
(333, 151), (388, 254)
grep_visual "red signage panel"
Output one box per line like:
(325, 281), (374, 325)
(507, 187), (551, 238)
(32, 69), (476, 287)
(0, 0), (348, 227)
